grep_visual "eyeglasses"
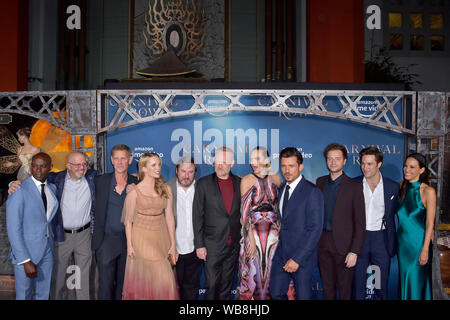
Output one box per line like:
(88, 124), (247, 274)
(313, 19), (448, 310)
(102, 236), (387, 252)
(68, 162), (88, 168)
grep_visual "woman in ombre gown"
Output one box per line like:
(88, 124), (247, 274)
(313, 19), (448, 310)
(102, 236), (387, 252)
(121, 152), (179, 300)
(397, 153), (436, 300)
(238, 146), (283, 300)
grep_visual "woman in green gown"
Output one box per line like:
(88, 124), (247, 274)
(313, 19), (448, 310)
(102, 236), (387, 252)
(397, 153), (436, 300)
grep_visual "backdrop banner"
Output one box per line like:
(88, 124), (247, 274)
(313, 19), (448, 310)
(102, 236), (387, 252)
(107, 107), (404, 300)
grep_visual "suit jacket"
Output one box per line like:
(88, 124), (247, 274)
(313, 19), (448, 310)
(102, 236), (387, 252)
(275, 177), (324, 268)
(92, 172), (139, 251)
(354, 175), (399, 257)
(316, 173), (366, 256)
(48, 169), (97, 242)
(166, 177), (197, 227)
(6, 177), (59, 265)
(192, 172), (241, 255)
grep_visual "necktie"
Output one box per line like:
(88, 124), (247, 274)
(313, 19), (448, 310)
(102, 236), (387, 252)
(41, 183), (47, 213)
(282, 185), (290, 216)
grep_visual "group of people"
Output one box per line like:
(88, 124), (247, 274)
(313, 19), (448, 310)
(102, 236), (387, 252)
(5, 131), (436, 300)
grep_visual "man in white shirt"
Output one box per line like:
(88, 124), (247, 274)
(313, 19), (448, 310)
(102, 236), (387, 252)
(6, 152), (59, 300)
(167, 156), (201, 300)
(353, 147), (399, 300)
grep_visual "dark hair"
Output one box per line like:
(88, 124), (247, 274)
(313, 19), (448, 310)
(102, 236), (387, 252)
(176, 156), (197, 172)
(399, 153), (429, 201)
(279, 147), (303, 164)
(17, 127), (32, 138)
(323, 143), (348, 160)
(359, 146), (383, 164)
(111, 144), (131, 156)
(32, 152), (52, 165)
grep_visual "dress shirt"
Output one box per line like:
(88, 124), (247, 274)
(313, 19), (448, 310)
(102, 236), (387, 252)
(19, 176), (56, 265)
(175, 180), (196, 254)
(323, 174), (344, 231)
(105, 175), (126, 233)
(279, 174), (302, 217)
(363, 175), (385, 231)
(60, 173), (92, 229)
(31, 176), (55, 221)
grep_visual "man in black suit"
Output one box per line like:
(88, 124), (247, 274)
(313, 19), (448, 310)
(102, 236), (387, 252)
(353, 147), (399, 300)
(193, 146), (241, 300)
(92, 144), (138, 300)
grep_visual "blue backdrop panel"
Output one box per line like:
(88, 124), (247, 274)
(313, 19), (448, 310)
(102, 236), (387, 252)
(106, 111), (404, 300)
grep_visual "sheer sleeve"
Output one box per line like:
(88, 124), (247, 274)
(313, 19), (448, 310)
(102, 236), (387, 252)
(121, 189), (138, 225)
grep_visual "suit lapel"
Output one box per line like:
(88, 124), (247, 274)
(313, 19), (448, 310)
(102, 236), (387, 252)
(335, 173), (349, 205)
(24, 178), (47, 218)
(283, 178), (305, 219)
(47, 184), (59, 221)
(278, 182), (286, 221)
(382, 177), (393, 220)
(229, 174), (240, 217)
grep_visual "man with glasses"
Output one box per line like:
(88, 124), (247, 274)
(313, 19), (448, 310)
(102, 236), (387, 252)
(9, 151), (97, 300)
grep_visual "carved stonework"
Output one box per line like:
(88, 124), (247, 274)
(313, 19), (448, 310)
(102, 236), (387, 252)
(133, 0), (225, 79)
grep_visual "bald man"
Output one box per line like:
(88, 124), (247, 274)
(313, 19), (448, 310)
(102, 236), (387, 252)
(7, 152), (58, 299)
(9, 152), (97, 300)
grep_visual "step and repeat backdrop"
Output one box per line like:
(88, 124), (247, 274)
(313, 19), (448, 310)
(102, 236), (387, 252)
(106, 95), (405, 300)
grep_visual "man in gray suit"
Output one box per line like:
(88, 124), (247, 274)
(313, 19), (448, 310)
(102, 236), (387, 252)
(167, 156), (202, 300)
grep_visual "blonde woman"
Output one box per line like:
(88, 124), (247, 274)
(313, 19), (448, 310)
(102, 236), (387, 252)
(121, 152), (179, 300)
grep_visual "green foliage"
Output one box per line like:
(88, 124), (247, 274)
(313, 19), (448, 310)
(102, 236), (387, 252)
(365, 48), (421, 90)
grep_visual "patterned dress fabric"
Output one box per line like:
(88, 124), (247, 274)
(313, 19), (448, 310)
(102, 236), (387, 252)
(238, 174), (280, 300)
(121, 187), (179, 300)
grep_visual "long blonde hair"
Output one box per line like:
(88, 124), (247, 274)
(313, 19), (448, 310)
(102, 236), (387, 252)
(138, 152), (169, 199)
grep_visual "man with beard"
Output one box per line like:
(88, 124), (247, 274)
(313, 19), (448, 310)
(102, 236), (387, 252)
(167, 156), (201, 300)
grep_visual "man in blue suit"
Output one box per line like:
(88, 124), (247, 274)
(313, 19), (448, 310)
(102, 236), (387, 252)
(6, 152), (59, 300)
(270, 147), (324, 299)
(353, 147), (399, 300)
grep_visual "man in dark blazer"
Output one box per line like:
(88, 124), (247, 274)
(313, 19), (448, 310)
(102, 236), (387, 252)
(270, 147), (324, 300)
(193, 146), (241, 300)
(316, 143), (365, 300)
(167, 156), (202, 300)
(92, 144), (138, 300)
(353, 147), (399, 300)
